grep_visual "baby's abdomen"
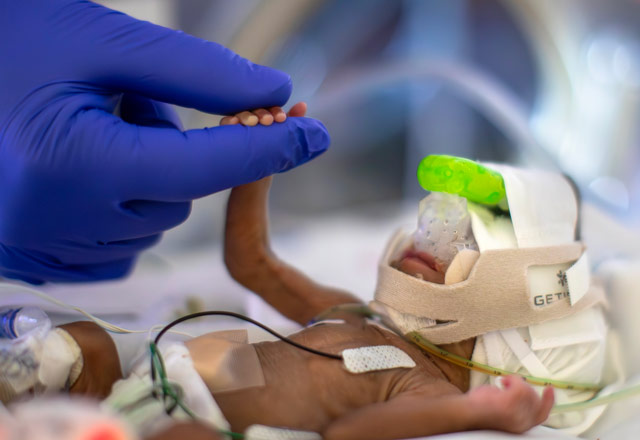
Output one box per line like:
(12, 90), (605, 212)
(212, 325), (409, 433)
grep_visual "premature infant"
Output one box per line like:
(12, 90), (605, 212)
(51, 103), (562, 440)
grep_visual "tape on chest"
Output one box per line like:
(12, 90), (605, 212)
(245, 424), (322, 440)
(185, 329), (265, 394)
(342, 345), (416, 373)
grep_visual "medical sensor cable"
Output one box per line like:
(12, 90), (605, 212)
(407, 332), (602, 392)
(153, 311), (343, 362)
(311, 305), (640, 413)
(149, 310), (345, 440)
(0, 282), (194, 338)
(5, 281), (637, 415)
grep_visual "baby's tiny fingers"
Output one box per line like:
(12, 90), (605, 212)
(220, 116), (240, 126)
(253, 108), (274, 126)
(269, 106), (287, 123)
(287, 102), (307, 118)
(238, 111), (259, 126)
(536, 387), (555, 424)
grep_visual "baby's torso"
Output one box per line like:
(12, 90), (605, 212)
(201, 321), (466, 433)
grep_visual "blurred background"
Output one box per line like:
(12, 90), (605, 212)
(16, 0), (639, 332)
(4, 3), (640, 435)
(100, 0), (639, 239)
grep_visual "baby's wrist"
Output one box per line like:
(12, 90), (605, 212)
(462, 393), (500, 431)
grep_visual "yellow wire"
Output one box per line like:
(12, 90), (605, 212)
(311, 304), (603, 393)
(407, 332), (602, 392)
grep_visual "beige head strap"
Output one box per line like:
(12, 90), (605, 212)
(372, 231), (606, 344)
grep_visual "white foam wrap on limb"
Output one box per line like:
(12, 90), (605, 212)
(106, 343), (230, 436)
(38, 328), (82, 391)
(160, 344), (230, 430)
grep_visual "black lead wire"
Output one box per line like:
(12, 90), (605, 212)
(151, 310), (343, 382)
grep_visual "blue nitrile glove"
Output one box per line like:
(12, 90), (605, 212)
(0, 0), (329, 284)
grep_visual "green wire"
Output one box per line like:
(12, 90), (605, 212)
(407, 332), (602, 392)
(312, 305), (606, 392)
(149, 342), (245, 439)
(320, 305), (640, 410)
(145, 304), (636, 437)
(551, 383), (640, 414)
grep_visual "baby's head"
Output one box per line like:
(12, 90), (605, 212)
(374, 159), (611, 432)
(372, 159), (601, 343)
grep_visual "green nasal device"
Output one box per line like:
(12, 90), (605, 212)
(416, 155), (507, 207)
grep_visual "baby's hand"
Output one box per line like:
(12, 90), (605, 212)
(467, 375), (554, 433)
(219, 102), (307, 127)
(223, 102), (308, 285)
(220, 106), (284, 127)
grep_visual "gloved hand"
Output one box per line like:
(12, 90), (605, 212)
(0, 0), (330, 284)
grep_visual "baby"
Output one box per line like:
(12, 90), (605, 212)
(12, 103), (604, 440)
(39, 103), (558, 440)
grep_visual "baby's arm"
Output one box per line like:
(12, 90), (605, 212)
(223, 104), (362, 325)
(323, 376), (554, 440)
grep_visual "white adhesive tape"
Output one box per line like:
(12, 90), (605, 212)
(342, 345), (416, 374)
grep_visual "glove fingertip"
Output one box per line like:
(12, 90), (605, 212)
(272, 117), (331, 174)
(230, 69), (292, 113)
(271, 74), (293, 106)
(296, 117), (331, 156)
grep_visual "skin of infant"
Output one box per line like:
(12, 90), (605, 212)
(61, 103), (554, 440)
